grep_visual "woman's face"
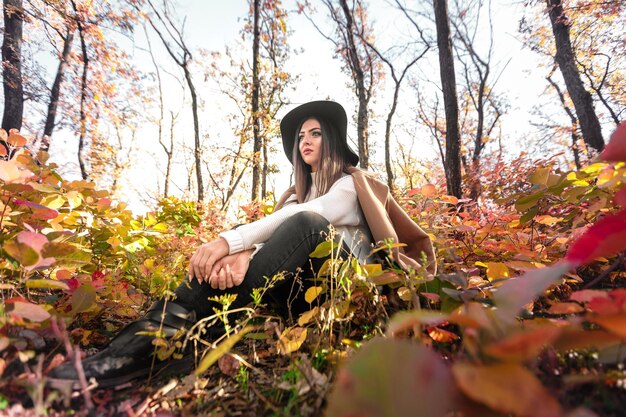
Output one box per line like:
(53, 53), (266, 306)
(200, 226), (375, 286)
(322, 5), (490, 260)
(298, 118), (322, 172)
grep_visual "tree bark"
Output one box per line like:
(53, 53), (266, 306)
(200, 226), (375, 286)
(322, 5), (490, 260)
(250, 0), (262, 201)
(433, 0), (462, 198)
(2, 0), (24, 132)
(42, 28), (75, 151)
(547, 0), (604, 152)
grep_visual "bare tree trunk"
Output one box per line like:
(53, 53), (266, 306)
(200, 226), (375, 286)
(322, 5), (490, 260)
(251, 0), (262, 201)
(547, 0), (604, 152)
(72, 0), (89, 180)
(164, 112), (176, 197)
(145, 23), (172, 197)
(262, 139), (268, 198)
(547, 71), (581, 169)
(2, 0), (24, 132)
(143, 0), (204, 201)
(183, 65), (204, 201)
(42, 28), (74, 151)
(433, 0), (462, 198)
(339, 0), (369, 168)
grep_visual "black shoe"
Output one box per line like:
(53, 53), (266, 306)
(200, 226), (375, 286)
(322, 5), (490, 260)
(47, 299), (196, 389)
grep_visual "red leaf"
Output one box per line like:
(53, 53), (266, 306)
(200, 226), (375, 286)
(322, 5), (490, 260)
(599, 122), (626, 162)
(565, 209), (626, 266)
(14, 199), (59, 220)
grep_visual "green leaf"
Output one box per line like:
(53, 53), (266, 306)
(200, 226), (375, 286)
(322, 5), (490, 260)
(514, 192), (544, 212)
(529, 167), (550, 185)
(520, 206), (539, 224)
(195, 326), (254, 375)
(70, 284), (96, 314)
(309, 240), (337, 258)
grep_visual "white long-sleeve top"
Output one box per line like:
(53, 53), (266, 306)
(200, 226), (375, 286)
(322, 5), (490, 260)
(219, 173), (374, 261)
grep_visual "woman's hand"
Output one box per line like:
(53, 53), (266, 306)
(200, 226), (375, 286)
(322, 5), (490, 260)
(188, 238), (230, 283)
(208, 249), (254, 290)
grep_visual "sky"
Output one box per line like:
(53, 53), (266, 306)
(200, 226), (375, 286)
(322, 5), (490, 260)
(44, 0), (556, 215)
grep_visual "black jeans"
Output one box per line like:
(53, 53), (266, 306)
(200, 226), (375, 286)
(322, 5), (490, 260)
(174, 211), (348, 327)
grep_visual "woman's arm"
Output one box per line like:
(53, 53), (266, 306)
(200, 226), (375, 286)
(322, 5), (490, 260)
(219, 176), (362, 254)
(187, 237), (229, 283)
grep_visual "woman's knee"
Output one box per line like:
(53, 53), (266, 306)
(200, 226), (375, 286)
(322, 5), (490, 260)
(284, 211), (330, 231)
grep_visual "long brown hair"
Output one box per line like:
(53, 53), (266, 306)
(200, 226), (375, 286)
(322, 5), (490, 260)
(292, 116), (353, 203)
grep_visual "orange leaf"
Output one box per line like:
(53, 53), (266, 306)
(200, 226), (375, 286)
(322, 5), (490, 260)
(553, 327), (623, 351)
(599, 121), (626, 162)
(427, 326), (459, 343)
(7, 133), (27, 147)
(548, 302), (585, 314)
(452, 363), (562, 417)
(484, 326), (562, 361)
(589, 314), (626, 338)
(421, 183), (437, 197)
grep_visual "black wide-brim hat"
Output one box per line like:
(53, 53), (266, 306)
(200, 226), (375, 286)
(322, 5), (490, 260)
(280, 100), (359, 166)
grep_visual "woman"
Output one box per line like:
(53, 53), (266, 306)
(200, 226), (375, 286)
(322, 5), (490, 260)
(48, 100), (435, 388)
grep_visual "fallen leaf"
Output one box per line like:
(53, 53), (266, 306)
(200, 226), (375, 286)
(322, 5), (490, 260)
(277, 327), (307, 355)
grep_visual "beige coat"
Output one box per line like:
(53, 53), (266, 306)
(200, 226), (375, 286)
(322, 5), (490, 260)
(275, 167), (437, 275)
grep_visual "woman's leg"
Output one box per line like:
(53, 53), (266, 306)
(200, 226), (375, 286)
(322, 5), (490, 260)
(49, 211), (343, 387)
(174, 211), (344, 321)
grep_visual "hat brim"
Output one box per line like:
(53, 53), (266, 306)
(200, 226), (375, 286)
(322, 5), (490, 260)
(280, 101), (359, 166)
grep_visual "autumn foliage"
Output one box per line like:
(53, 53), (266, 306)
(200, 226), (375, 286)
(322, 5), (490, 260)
(1, 124), (626, 415)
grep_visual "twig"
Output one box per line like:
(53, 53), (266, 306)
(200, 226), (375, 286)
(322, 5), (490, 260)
(50, 317), (94, 410)
(250, 381), (283, 415)
(582, 253), (625, 289)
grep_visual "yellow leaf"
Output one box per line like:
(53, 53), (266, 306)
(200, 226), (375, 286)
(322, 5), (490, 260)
(397, 286), (412, 301)
(277, 327), (307, 355)
(304, 286), (324, 303)
(485, 262), (510, 281)
(452, 363), (562, 417)
(66, 191), (82, 209)
(362, 263), (382, 277)
(297, 307), (319, 326)
(25, 279), (69, 291)
(536, 215), (561, 225)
